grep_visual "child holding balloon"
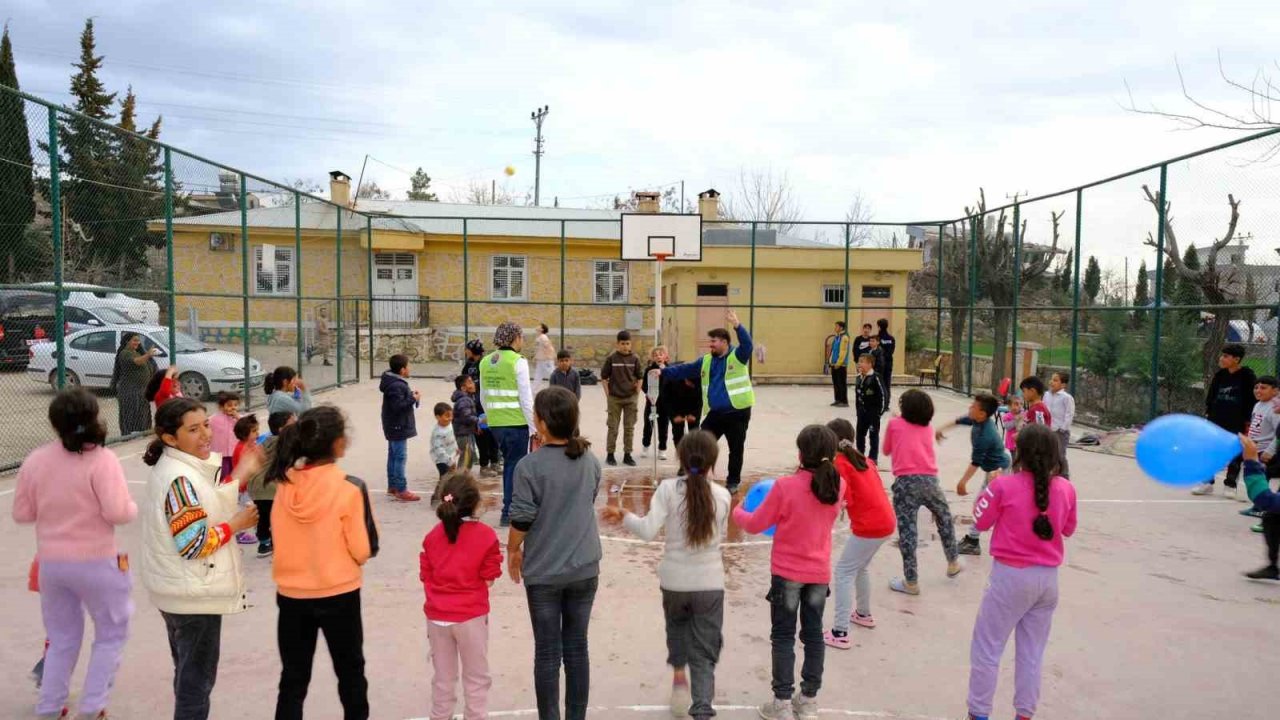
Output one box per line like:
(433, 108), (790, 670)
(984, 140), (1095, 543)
(733, 424), (844, 720)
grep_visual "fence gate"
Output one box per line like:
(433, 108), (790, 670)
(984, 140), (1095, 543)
(372, 252), (418, 325)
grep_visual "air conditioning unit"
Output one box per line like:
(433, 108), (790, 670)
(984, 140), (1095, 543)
(209, 232), (235, 252)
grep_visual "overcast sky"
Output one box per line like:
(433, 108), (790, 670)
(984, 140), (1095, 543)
(6, 0), (1280, 273)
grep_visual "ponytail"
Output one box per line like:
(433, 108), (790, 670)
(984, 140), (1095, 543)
(435, 472), (481, 543)
(48, 387), (107, 453)
(264, 366), (297, 396)
(825, 418), (868, 471)
(796, 424), (840, 505)
(144, 368), (167, 403)
(1013, 424), (1059, 541)
(268, 406), (345, 482)
(676, 430), (720, 548)
(533, 387), (590, 459)
(144, 397), (204, 466)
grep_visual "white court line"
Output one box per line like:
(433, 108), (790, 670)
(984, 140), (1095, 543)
(405, 705), (948, 720)
(603, 534), (775, 548)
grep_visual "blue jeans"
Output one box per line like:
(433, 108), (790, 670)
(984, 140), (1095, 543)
(490, 426), (529, 520)
(767, 575), (828, 700)
(386, 440), (407, 493)
(526, 576), (598, 720)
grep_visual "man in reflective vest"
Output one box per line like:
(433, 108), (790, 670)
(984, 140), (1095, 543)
(479, 321), (538, 527)
(662, 309), (755, 491)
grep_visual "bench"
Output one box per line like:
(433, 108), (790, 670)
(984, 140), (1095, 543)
(918, 353), (947, 387)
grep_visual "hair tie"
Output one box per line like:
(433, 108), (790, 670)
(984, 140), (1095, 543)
(823, 457), (833, 464)
(442, 494), (454, 504)
(74, 424), (86, 434)
(837, 439), (854, 450)
(687, 467), (700, 475)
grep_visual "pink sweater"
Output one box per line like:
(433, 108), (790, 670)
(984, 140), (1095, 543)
(12, 442), (137, 560)
(732, 470), (844, 583)
(973, 470), (1078, 568)
(882, 416), (938, 476)
(210, 412), (238, 456)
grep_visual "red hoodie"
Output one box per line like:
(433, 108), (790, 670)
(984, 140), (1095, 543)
(420, 519), (503, 622)
(836, 455), (896, 539)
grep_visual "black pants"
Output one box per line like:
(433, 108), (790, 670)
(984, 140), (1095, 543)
(702, 407), (752, 489)
(642, 400), (670, 451)
(275, 590), (369, 720)
(477, 428), (500, 468)
(767, 575), (828, 700)
(662, 589), (724, 719)
(1215, 453), (1244, 488)
(855, 409), (881, 462)
(1264, 512), (1280, 569)
(881, 360), (894, 398)
(255, 500), (273, 547)
(831, 366), (848, 405)
(671, 416), (701, 450)
(162, 612), (221, 720)
(526, 576), (598, 720)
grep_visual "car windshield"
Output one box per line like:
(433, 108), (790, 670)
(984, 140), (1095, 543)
(173, 332), (211, 353)
(94, 307), (136, 324)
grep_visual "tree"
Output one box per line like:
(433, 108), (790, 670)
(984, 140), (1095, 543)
(1161, 257), (1177, 302)
(1132, 259), (1150, 327)
(1174, 243), (1203, 320)
(1083, 256), (1101, 305)
(720, 167), (803, 233)
(1082, 305), (1127, 412)
(0, 23), (42, 281)
(1123, 316), (1201, 414)
(1057, 249), (1074, 294)
(406, 167), (438, 201)
(266, 177), (324, 208)
(844, 191), (875, 247)
(113, 86), (165, 251)
(451, 180), (515, 206)
(356, 179), (390, 200)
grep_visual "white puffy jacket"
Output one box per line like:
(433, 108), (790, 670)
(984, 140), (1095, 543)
(140, 447), (247, 615)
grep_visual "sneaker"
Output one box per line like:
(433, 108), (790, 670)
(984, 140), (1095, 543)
(606, 454), (618, 466)
(1190, 482), (1215, 496)
(889, 577), (920, 595)
(236, 531), (258, 545)
(757, 698), (794, 720)
(1245, 565), (1280, 580)
(850, 611), (876, 629)
(640, 447), (650, 458)
(1240, 507), (1263, 518)
(659, 450), (668, 461)
(957, 536), (982, 556)
(392, 490), (421, 502)
(623, 454), (637, 467)
(670, 678), (691, 717)
(257, 542), (274, 558)
(823, 629), (851, 649)
(386, 488), (398, 496)
(947, 560), (964, 578)
(1224, 485), (1238, 500)
(1235, 487), (1251, 503)
(1252, 523), (1264, 533)
(791, 694), (819, 720)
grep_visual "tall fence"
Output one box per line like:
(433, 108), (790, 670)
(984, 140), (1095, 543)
(2, 83), (1280, 470)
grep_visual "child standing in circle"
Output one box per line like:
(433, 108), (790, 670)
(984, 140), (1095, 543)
(421, 472), (503, 720)
(1002, 396), (1022, 454)
(602, 430), (731, 719)
(733, 425), (845, 720)
(884, 389), (962, 595)
(964, 423), (1077, 720)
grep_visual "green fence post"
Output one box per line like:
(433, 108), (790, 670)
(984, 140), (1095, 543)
(559, 220), (566, 349)
(164, 148), (175, 351)
(1069, 189), (1083, 396)
(749, 221), (757, 337)
(843, 223), (851, 331)
(49, 109), (65, 389)
(1149, 164), (1168, 419)
(294, 194), (302, 372)
(240, 173), (251, 406)
(462, 219), (469, 341)
(1011, 203), (1021, 380)
(366, 215), (374, 380)
(1274, 301), (1280, 376)
(336, 206), (343, 387)
(935, 223), (943, 362)
(967, 217), (978, 395)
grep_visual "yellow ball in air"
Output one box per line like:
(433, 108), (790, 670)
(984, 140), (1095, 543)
(504, 166), (516, 176)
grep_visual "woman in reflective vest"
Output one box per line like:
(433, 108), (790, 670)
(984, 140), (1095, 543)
(479, 321), (537, 527)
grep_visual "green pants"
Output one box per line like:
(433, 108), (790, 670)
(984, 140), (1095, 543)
(606, 394), (639, 454)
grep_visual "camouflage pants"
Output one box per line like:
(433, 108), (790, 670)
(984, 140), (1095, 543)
(892, 474), (958, 583)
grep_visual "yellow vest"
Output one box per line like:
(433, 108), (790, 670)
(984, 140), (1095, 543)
(700, 350), (755, 413)
(479, 349), (525, 427)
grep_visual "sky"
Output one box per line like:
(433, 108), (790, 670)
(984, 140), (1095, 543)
(5, 0), (1280, 274)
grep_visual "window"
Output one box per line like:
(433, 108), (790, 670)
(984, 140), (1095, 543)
(822, 284), (847, 306)
(491, 255), (527, 301)
(70, 331), (116, 353)
(697, 283), (728, 297)
(593, 260), (628, 304)
(254, 246), (296, 296)
(862, 285), (892, 299)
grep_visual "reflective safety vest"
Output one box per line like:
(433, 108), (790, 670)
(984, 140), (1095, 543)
(701, 349), (755, 413)
(479, 349), (526, 427)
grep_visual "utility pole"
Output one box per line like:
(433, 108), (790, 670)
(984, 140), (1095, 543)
(530, 105), (550, 206)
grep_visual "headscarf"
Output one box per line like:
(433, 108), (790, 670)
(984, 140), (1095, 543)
(465, 338), (485, 356)
(493, 322), (522, 349)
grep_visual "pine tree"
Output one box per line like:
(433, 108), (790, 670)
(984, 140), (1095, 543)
(1161, 257), (1176, 302)
(114, 86), (165, 252)
(0, 23), (41, 281)
(406, 167), (437, 201)
(1083, 255), (1101, 305)
(1058, 249), (1074, 293)
(1176, 243), (1202, 320)
(1132, 259), (1149, 327)
(1083, 304), (1126, 412)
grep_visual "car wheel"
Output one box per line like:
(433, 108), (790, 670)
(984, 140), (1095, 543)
(49, 369), (81, 392)
(180, 372), (210, 400)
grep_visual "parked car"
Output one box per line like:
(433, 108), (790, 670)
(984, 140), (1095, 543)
(0, 291), (66, 370)
(64, 304), (140, 332)
(28, 324), (264, 400)
(28, 282), (161, 325)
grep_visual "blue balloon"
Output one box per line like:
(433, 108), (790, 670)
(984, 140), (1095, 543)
(1136, 414), (1241, 486)
(742, 477), (777, 537)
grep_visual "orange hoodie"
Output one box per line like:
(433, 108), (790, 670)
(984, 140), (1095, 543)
(271, 463), (372, 599)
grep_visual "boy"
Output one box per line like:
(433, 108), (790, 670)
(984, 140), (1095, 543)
(829, 320), (852, 407)
(452, 375), (480, 472)
(1018, 376), (1052, 430)
(854, 353), (887, 461)
(231, 414), (260, 545)
(1045, 371), (1076, 478)
(461, 339), (501, 474)
(549, 349), (582, 399)
(1193, 343), (1258, 498)
(876, 317), (897, 398)
(430, 402), (460, 499)
(1237, 436), (1280, 581)
(246, 410), (296, 558)
(641, 345), (670, 460)
(937, 393), (1010, 556)
(601, 330), (643, 466)
(867, 335), (886, 381)
(854, 322), (874, 361)
(380, 353), (422, 502)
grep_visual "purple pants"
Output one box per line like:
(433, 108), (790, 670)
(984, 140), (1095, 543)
(968, 560), (1058, 719)
(38, 557), (134, 716)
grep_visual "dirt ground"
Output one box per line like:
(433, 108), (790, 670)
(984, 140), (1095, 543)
(0, 381), (1276, 719)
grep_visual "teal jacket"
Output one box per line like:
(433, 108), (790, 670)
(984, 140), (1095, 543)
(1243, 460), (1280, 513)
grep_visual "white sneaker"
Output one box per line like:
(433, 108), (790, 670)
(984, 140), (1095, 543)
(659, 451), (668, 461)
(1224, 485), (1237, 500)
(1190, 482), (1214, 496)
(792, 694), (819, 720)
(1234, 487), (1250, 502)
(640, 448), (649, 458)
(757, 698), (794, 720)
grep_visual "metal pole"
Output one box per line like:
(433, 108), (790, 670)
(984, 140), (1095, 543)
(842, 223), (851, 331)
(935, 223), (943, 366)
(1069, 190), (1083, 395)
(49, 109), (65, 389)
(164, 148), (175, 352)
(240, 174), (250, 406)
(749, 221), (757, 339)
(1149, 164), (1168, 418)
(295, 193), (302, 372)
(1011, 203), (1021, 380)
(531, 105), (549, 206)
(462, 218), (469, 340)
(336, 206), (343, 387)
(967, 217), (978, 395)
(367, 216), (374, 380)
(559, 220), (566, 349)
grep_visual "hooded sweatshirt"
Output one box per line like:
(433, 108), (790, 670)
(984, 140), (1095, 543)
(451, 388), (479, 436)
(1206, 365), (1258, 432)
(380, 370), (418, 441)
(272, 464), (373, 599)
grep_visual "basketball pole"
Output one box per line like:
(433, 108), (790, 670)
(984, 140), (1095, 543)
(649, 255), (667, 484)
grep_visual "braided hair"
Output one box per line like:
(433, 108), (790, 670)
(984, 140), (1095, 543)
(1013, 423), (1060, 541)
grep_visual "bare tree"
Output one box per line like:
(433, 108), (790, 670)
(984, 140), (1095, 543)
(844, 191), (875, 247)
(720, 167), (803, 233)
(356, 179), (391, 200)
(450, 180), (516, 206)
(266, 178), (323, 208)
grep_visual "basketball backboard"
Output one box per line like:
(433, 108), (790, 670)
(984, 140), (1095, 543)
(621, 213), (702, 261)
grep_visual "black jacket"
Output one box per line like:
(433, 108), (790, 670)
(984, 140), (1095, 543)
(662, 373), (702, 420)
(1206, 365), (1257, 432)
(379, 371), (418, 441)
(451, 388), (479, 436)
(855, 371), (887, 415)
(461, 357), (483, 413)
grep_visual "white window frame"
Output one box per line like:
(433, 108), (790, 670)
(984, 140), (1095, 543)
(593, 260), (629, 304)
(490, 254), (528, 301)
(821, 284), (847, 307)
(253, 245), (296, 296)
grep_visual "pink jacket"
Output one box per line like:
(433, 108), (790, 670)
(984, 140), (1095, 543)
(210, 412), (238, 457)
(973, 470), (1078, 568)
(882, 416), (938, 477)
(732, 470), (844, 583)
(12, 442), (137, 560)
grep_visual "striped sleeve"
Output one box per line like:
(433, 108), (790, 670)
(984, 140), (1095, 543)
(163, 476), (230, 560)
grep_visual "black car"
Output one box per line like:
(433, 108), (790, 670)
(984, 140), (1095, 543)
(0, 292), (62, 370)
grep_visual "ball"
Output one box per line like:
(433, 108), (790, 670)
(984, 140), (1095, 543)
(742, 477), (777, 537)
(504, 165), (516, 176)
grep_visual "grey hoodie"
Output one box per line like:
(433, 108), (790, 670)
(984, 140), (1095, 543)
(509, 445), (603, 586)
(1248, 400), (1280, 455)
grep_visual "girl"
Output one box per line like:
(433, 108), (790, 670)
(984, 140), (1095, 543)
(641, 345), (671, 460)
(733, 425), (844, 720)
(140, 397), (261, 720)
(508, 386), (603, 720)
(964, 424), (1077, 720)
(229, 414), (261, 545)
(111, 331), (158, 434)
(209, 391), (241, 481)
(420, 472), (503, 720)
(1002, 396), (1023, 453)
(267, 406), (375, 720)
(247, 411), (296, 559)
(883, 389), (962, 595)
(13, 388), (138, 720)
(264, 366), (312, 416)
(146, 365), (183, 408)
(823, 418), (896, 649)
(602, 430), (731, 719)
(533, 322), (556, 387)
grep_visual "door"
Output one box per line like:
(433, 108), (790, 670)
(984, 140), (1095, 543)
(68, 330), (121, 386)
(860, 285), (893, 332)
(694, 283), (729, 356)
(372, 253), (418, 326)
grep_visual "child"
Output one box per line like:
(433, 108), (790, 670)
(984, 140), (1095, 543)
(549, 349), (582, 399)
(964, 423), (1077, 720)
(824, 418), (895, 649)
(421, 472), (503, 720)
(1018, 377), (1052, 430)
(432, 402), (460, 486)
(509, 386), (603, 720)
(867, 335), (886, 381)
(246, 411), (296, 559)
(267, 406), (377, 719)
(883, 389), (962, 595)
(231, 414), (260, 546)
(602, 430), (731, 718)
(938, 394), (1011, 556)
(1002, 396), (1023, 453)
(642, 345), (671, 461)
(665, 373), (703, 458)
(1240, 435), (1280, 580)
(209, 391), (241, 481)
(1255, 380), (1280, 484)
(265, 366), (314, 416)
(733, 425), (845, 720)
(381, 354), (422, 502)
(602, 330), (643, 466)
(461, 339), (501, 476)
(145, 365), (183, 408)
(854, 353), (887, 461)
(453, 375), (480, 471)
(1193, 344), (1257, 498)
(533, 322), (557, 387)
(1044, 372), (1075, 479)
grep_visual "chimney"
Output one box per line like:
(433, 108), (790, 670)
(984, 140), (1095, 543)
(698, 188), (720, 222)
(329, 170), (351, 207)
(634, 191), (661, 213)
